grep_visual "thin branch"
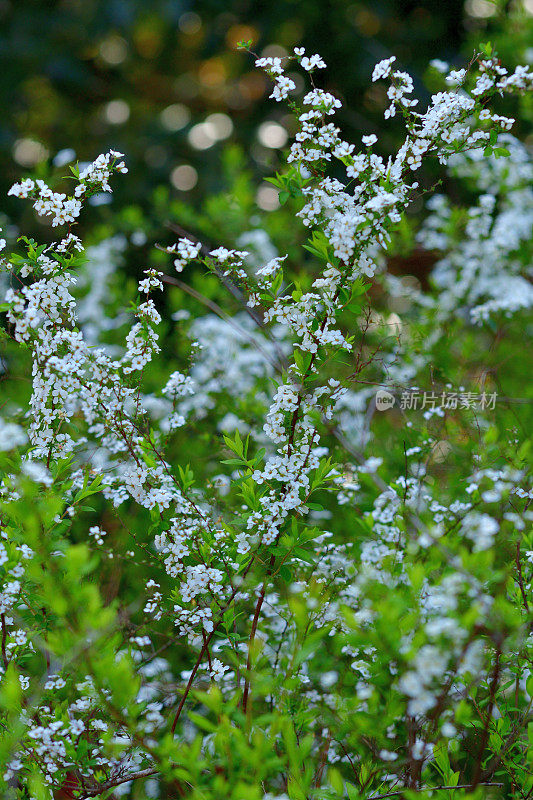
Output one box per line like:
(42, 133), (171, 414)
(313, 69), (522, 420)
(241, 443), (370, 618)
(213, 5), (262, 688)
(170, 630), (214, 734)
(81, 767), (158, 798)
(159, 272), (282, 371)
(161, 224), (267, 330)
(515, 540), (530, 613)
(242, 575), (270, 716)
(472, 646), (501, 788)
(0, 614), (8, 670)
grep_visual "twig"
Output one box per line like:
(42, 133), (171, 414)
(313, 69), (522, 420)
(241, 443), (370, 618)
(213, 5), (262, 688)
(515, 540), (530, 613)
(80, 767), (158, 798)
(170, 630), (214, 734)
(162, 223), (266, 330)
(159, 272), (282, 371)
(472, 646), (501, 787)
(0, 613), (8, 669)
(242, 567), (271, 716)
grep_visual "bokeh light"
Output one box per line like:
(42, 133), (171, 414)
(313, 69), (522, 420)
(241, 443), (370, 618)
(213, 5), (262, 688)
(464, 0), (497, 16)
(256, 184), (279, 210)
(99, 36), (128, 66)
(160, 104), (191, 132)
(179, 12), (202, 34)
(13, 139), (49, 167)
(171, 164), (198, 191)
(257, 121), (288, 149)
(104, 100), (130, 125)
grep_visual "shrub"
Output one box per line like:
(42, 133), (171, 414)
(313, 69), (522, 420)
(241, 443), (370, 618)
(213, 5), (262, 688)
(0, 45), (532, 800)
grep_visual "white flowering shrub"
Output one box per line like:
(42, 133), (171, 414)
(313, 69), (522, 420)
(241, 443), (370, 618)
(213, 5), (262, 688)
(0, 43), (532, 800)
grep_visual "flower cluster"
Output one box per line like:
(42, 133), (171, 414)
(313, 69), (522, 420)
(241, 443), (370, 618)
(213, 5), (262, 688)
(7, 150), (126, 226)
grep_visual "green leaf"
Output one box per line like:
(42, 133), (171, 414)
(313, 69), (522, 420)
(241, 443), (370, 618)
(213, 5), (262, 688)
(328, 767), (344, 795)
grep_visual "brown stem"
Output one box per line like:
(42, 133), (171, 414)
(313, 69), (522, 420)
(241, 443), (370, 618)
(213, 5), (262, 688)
(0, 614), (8, 669)
(167, 547), (259, 734)
(472, 646), (501, 788)
(170, 629), (215, 734)
(515, 540), (530, 613)
(202, 629), (213, 674)
(80, 767), (158, 798)
(241, 563), (272, 716)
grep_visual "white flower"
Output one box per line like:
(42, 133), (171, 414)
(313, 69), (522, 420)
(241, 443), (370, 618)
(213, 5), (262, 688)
(430, 59), (449, 73)
(372, 56), (396, 82)
(0, 419), (27, 451)
(210, 658), (229, 681)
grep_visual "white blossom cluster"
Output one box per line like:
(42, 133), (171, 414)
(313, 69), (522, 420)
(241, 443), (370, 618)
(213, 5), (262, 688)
(8, 150), (127, 226)
(418, 134), (533, 321)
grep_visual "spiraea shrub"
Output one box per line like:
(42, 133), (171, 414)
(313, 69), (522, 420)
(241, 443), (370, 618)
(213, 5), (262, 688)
(0, 44), (532, 800)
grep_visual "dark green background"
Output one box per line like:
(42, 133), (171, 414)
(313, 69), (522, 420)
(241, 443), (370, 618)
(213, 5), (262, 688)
(0, 0), (510, 226)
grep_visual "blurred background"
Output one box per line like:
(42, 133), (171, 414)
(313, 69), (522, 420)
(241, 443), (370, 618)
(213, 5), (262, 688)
(1, 0), (532, 238)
